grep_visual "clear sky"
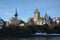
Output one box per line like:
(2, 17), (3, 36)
(0, 0), (60, 22)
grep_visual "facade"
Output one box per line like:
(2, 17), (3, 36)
(28, 8), (51, 25)
(19, 20), (26, 27)
(6, 9), (25, 27)
(6, 9), (20, 27)
(27, 17), (34, 25)
(19, 23), (26, 27)
(34, 9), (40, 24)
(33, 9), (51, 25)
(53, 17), (60, 24)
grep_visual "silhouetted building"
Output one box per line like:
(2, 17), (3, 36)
(0, 17), (4, 29)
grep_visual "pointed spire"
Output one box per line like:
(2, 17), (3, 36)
(44, 12), (47, 16)
(14, 8), (18, 17)
(44, 12), (48, 18)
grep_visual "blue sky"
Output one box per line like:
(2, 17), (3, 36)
(0, 0), (60, 22)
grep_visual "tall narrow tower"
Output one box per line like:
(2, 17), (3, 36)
(14, 9), (18, 18)
(34, 8), (40, 23)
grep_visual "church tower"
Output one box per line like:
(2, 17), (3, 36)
(14, 9), (18, 18)
(34, 8), (40, 23)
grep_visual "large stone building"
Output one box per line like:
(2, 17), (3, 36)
(34, 9), (51, 25)
(6, 9), (20, 27)
(6, 9), (25, 27)
(28, 8), (51, 25)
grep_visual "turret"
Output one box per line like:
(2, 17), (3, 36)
(14, 9), (18, 18)
(34, 8), (40, 23)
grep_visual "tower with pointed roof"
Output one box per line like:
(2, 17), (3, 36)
(34, 8), (40, 24)
(44, 12), (48, 18)
(43, 12), (50, 25)
(14, 9), (18, 18)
